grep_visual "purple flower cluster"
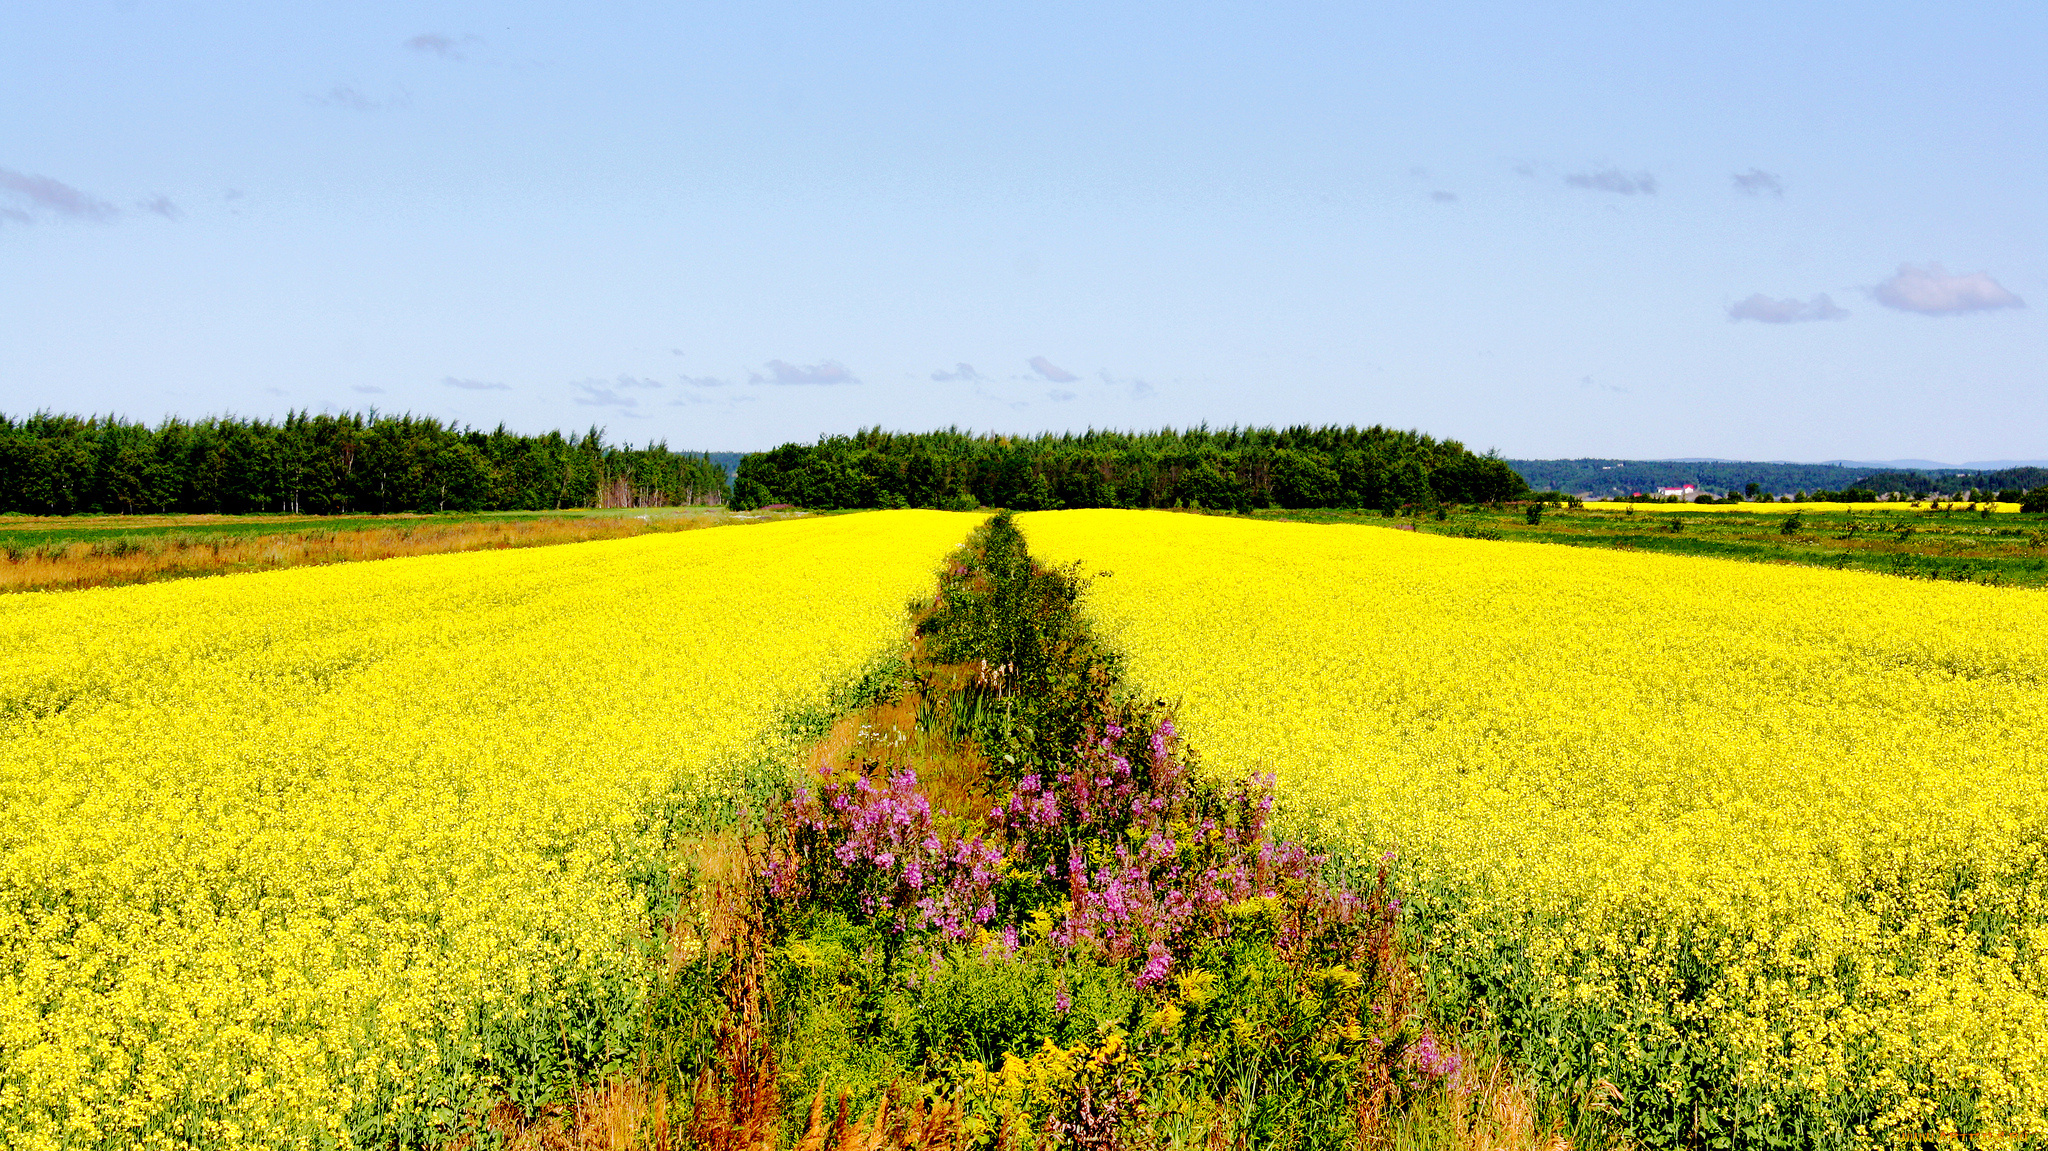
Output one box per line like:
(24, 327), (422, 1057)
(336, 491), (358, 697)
(1406, 1030), (1463, 1082)
(771, 712), (1375, 989)
(995, 719), (1346, 985)
(774, 767), (1005, 939)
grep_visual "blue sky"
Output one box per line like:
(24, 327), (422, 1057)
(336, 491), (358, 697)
(3, 1), (2041, 458)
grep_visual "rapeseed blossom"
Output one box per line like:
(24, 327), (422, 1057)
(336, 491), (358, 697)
(1020, 509), (2048, 1146)
(0, 511), (978, 1150)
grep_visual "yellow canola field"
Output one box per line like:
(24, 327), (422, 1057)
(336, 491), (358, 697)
(1020, 509), (2048, 1145)
(0, 511), (977, 1151)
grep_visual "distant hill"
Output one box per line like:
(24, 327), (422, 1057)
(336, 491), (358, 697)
(1822, 459), (2048, 471)
(1509, 459), (1871, 498)
(699, 451), (745, 480)
(1508, 459), (2048, 499)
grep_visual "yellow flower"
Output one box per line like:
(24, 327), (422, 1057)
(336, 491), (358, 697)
(0, 511), (980, 1149)
(1020, 509), (2048, 1144)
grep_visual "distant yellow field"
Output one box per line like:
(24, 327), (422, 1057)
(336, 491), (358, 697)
(1581, 499), (2023, 513)
(0, 511), (978, 1151)
(1020, 509), (2048, 1145)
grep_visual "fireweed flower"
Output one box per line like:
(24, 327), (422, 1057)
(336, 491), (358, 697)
(780, 711), (1365, 988)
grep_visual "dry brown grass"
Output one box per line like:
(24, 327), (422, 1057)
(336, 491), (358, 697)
(0, 511), (752, 594)
(1380, 1042), (1626, 1151)
(791, 1085), (964, 1151)
(467, 1081), (678, 1151)
(801, 667), (997, 827)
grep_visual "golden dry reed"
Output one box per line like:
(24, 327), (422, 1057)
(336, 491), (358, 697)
(0, 510), (981, 1151)
(1019, 509), (2048, 1147)
(0, 512), (746, 595)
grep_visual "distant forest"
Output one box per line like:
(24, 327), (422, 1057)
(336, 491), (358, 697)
(1512, 458), (2048, 500)
(0, 411), (730, 515)
(733, 426), (1529, 511)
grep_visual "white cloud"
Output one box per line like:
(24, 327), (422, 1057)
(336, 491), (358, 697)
(1028, 356), (1078, 383)
(1097, 370), (1157, 399)
(0, 168), (119, 223)
(1727, 293), (1848, 323)
(1873, 263), (2024, 316)
(1732, 169), (1783, 197)
(442, 376), (510, 391)
(750, 359), (857, 385)
(931, 362), (983, 382)
(309, 86), (408, 112)
(670, 392), (757, 407)
(573, 381), (637, 407)
(406, 33), (481, 59)
(1565, 168), (1657, 195)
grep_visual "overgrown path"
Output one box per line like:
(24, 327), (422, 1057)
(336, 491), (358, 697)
(482, 513), (1597, 1151)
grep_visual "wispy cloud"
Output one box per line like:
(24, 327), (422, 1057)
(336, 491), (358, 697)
(667, 387), (757, 405)
(1873, 263), (2025, 316)
(1046, 390), (1077, 402)
(1565, 168), (1657, 195)
(309, 86), (407, 112)
(1732, 168), (1783, 197)
(1430, 190), (1458, 203)
(351, 385), (386, 394)
(406, 33), (481, 59)
(443, 376), (510, 391)
(680, 375), (731, 388)
(573, 381), (637, 407)
(613, 374), (664, 389)
(1098, 370), (1156, 399)
(931, 362), (983, 382)
(1028, 356), (1078, 383)
(137, 195), (182, 219)
(671, 391), (758, 407)
(750, 359), (857, 385)
(0, 168), (120, 223)
(1727, 293), (1848, 323)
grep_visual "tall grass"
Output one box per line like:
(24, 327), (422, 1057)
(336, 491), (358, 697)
(0, 512), (748, 594)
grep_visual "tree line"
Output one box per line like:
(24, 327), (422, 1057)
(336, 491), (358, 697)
(733, 425), (1529, 511)
(0, 411), (729, 516)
